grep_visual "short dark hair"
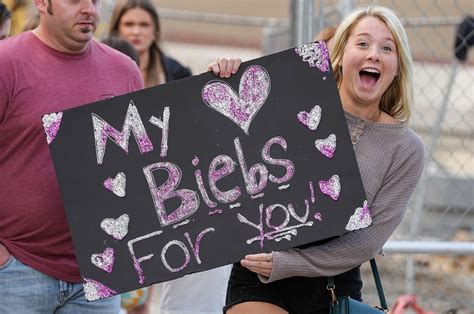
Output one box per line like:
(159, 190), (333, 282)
(0, 3), (11, 26)
(102, 36), (140, 65)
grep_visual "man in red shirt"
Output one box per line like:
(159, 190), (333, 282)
(0, 0), (143, 312)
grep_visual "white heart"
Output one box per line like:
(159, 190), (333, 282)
(83, 278), (117, 301)
(345, 200), (372, 231)
(202, 65), (271, 135)
(100, 214), (129, 240)
(91, 247), (115, 273)
(294, 41), (330, 73)
(315, 134), (337, 158)
(319, 174), (341, 201)
(103, 172), (126, 197)
(297, 105), (321, 131)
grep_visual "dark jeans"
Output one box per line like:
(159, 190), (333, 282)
(224, 263), (362, 313)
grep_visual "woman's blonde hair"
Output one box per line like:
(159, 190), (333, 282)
(331, 6), (413, 122)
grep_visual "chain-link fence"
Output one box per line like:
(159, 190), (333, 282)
(334, 2), (474, 313)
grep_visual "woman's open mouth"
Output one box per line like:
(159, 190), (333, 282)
(359, 67), (380, 88)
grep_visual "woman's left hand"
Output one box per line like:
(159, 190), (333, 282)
(240, 252), (273, 278)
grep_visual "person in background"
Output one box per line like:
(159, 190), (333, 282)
(209, 6), (425, 313)
(0, 0), (143, 312)
(109, 1), (232, 314)
(109, 0), (191, 87)
(102, 36), (140, 65)
(0, 2), (11, 40)
(314, 25), (337, 51)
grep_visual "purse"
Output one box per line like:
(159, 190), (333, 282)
(327, 259), (389, 313)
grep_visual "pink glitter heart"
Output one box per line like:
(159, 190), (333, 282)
(345, 200), (372, 231)
(315, 134), (336, 158)
(103, 172), (126, 198)
(42, 112), (63, 145)
(83, 278), (117, 301)
(319, 174), (341, 201)
(297, 105), (321, 131)
(91, 247), (115, 273)
(202, 65), (271, 135)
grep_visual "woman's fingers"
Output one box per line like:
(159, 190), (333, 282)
(240, 253), (273, 277)
(230, 58), (242, 74)
(207, 58), (242, 78)
(207, 60), (221, 76)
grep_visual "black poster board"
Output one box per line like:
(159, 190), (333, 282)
(44, 42), (368, 301)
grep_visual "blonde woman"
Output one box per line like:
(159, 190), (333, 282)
(209, 6), (424, 313)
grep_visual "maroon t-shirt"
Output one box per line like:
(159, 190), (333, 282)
(0, 32), (144, 282)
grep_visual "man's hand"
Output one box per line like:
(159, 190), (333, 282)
(0, 243), (11, 267)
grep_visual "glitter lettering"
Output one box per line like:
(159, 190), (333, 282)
(92, 101), (153, 164)
(143, 162), (199, 226)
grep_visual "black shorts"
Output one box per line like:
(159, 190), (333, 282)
(224, 263), (362, 313)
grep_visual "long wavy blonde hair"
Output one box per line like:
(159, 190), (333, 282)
(331, 6), (413, 122)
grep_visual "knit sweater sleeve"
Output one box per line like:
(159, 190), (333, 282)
(260, 128), (425, 283)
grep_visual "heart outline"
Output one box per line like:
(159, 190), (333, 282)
(202, 65), (271, 135)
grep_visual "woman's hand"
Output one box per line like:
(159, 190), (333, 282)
(207, 57), (242, 78)
(240, 252), (273, 278)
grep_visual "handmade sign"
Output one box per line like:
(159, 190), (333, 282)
(44, 42), (369, 301)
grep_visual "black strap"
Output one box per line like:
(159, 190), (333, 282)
(369, 258), (388, 310)
(327, 259), (388, 310)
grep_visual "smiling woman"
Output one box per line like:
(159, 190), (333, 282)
(331, 7), (413, 123)
(208, 6), (425, 314)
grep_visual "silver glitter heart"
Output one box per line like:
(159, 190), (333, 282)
(315, 134), (337, 158)
(42, 112), (63, 145)
(91, 247), (115, 273)
(100, 214), (129, 240)
(297, 105), (321, 131)
(83, 278), (117, 301)
(319, 174), (341, 201)
(345, 200), (372, 231)
(103, 172), (126, 197)
(294, 41), (330, 73)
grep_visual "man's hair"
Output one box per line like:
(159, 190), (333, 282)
(331, 6), (414, 122)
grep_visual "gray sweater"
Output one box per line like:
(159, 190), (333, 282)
(262, 111), (425, 282)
